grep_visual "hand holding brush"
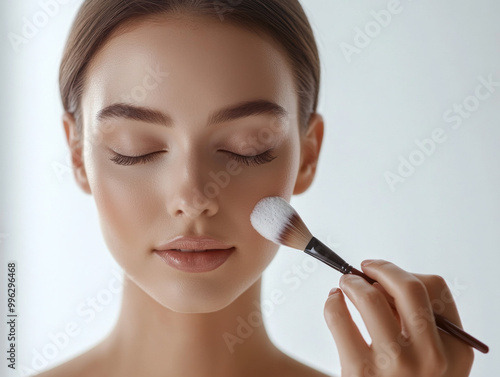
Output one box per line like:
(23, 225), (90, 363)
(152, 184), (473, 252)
(251, 196), (488, 376)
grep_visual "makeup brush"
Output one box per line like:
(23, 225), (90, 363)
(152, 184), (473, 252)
(250, 196), (489, 354)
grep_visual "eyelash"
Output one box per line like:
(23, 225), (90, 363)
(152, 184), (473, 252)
(109, 150), (277, 167)
(109, 151), (162, 166)
(224, 150), (277, 166)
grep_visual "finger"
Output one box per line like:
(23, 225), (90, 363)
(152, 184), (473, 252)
(340, 274), (401, 347)
(360, 260), (442, 351)
(413, 273), (475, 360)
(413, 273), (462, 327)
(372, 282), (401, 324)
(324, 287), (369, 364)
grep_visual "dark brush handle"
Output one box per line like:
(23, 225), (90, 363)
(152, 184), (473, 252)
(304, 237), (489, 354)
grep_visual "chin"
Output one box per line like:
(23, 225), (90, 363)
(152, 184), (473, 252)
(136, 275), (253, 314)
(118, 244), (278, 314)
(159, 287), (246, 314)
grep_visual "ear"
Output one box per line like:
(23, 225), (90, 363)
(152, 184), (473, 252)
(293, 113), (324, 195)
(62, 112), (92, 195)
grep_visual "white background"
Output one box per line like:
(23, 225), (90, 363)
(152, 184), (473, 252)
(1, 0), (499, 376)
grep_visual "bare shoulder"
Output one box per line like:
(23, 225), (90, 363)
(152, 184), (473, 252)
(33, 342), (110, 377)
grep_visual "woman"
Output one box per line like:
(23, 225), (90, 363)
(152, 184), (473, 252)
(38, 0), (474, 376)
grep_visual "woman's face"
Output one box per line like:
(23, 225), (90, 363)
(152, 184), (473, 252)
(77, 15), (307, 313)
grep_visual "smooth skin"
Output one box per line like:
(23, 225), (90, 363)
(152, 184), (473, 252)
(38, 13), (474, 377)
(38, 14), (328, 377)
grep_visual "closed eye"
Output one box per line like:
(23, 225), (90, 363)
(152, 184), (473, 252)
(109, 151), (164, 166)
(108, 149), (277, 167)
(222, 150), (277, 166)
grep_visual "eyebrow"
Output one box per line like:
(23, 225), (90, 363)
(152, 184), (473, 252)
(95, 99), (289, 127)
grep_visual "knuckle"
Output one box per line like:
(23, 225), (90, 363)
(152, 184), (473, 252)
(402, 278), (427, 297)
(425, 274), (448, 289)
(357, 289), (383, 308)
(371, 259), (390, 269)
(420, 275), (454, 305)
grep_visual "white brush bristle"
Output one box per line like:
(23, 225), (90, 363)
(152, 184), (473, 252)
(250, 197), (294, 244)
(250, 196), (313, 251)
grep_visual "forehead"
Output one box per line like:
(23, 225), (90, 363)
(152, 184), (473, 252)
(81, 15), (298, 129)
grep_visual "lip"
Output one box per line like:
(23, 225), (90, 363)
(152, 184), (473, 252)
(154, 236), (234, 251)
(153, 236), (235, 273)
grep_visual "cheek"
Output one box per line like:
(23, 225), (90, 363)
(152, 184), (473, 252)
(220, 138), (301, 209)
(215, 138), (300, 258)
(85, 151), (155, 267)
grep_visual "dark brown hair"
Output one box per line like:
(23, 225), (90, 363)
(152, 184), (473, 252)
(59, 0), (320, 135)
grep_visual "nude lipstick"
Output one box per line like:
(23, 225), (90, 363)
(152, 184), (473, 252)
(153, 236), (235, 273)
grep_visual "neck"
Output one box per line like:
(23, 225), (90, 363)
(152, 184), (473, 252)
(100, 274), (283, 377)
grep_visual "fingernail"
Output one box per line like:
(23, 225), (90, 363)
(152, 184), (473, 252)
(361, 259), (376, 267)
(328, 288), (340, 297)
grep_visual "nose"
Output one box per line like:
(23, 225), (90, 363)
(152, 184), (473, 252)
(166, 158), (220, 219)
